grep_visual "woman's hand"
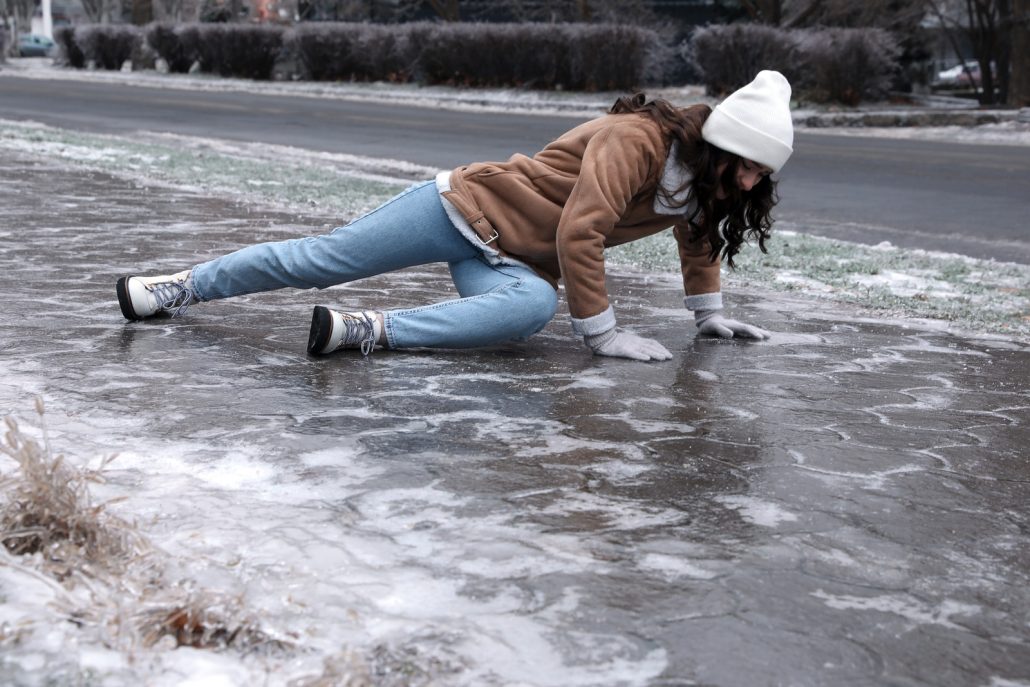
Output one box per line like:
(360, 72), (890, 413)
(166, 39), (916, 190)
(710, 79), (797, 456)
(585, 329), (673, 361)
(695, 310), (770, 340)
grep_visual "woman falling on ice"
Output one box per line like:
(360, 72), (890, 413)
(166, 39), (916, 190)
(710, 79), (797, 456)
(117, 71), (793, 362)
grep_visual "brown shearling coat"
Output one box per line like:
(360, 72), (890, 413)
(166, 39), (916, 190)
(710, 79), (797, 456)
(440, 112), (722, 321)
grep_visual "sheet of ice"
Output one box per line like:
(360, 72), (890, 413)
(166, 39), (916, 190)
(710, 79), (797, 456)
(811, 590), (981, 631)
(2, 103), (1028, 687)
(715, 495), (800, 527)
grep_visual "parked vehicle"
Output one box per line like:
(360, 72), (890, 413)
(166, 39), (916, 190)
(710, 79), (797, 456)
(934, 60), (996, 89)
(934, 61), (978, 86)
(18, 33), (55, 58)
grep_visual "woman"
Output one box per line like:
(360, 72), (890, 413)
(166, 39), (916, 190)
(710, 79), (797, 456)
(116, 70), (793, 362)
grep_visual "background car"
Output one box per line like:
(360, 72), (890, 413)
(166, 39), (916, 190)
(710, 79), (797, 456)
(18, 33), (55, 58)
(934, 61), (978, 86)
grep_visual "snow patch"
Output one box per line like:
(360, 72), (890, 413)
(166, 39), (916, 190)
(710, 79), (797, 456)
(715, 495), (799, 527)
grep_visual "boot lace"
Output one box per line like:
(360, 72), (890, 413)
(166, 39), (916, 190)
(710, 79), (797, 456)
(148, 280), (196, 318)
(340, 312), (378, 357)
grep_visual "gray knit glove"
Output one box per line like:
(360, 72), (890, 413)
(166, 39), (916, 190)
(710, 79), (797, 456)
(686, 292), (771, 340)
(585, 328), (673, 362)
(694, 309), (771, 340)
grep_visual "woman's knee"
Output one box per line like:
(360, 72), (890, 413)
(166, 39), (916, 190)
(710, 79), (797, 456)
(508, 278), (558, 336)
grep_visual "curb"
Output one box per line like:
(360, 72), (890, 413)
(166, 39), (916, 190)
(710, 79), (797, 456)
(797, 109), (1022, 128)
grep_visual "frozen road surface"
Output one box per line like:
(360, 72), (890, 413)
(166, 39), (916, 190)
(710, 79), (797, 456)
(0, 151), (1028, 686)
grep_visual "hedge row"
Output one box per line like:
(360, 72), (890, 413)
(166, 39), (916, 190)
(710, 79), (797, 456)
(55, 21), (662, 91)
(55, 21), (904, 103)
(690, 24), (901, 105)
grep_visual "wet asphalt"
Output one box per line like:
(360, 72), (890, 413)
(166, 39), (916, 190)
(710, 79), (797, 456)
(1, 150), (1029, 686)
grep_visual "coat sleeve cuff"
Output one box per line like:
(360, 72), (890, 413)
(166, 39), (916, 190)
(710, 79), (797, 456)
(684, 292), (723, 312)
(571, 305), (616, 336)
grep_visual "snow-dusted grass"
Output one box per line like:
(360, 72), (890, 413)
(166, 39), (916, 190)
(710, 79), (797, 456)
(608, 230), (1029, 339)
(1, 117), (1027, 340)
(0, 119), (413, 218)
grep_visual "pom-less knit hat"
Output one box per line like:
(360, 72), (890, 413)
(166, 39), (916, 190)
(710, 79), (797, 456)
(701, 70), (794, 173)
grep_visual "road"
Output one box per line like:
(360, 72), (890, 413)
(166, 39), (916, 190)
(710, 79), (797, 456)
(2, 74), (1028, 263)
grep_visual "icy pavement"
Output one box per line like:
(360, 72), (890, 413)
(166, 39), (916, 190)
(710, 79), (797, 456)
(1, 151), (1029, 686)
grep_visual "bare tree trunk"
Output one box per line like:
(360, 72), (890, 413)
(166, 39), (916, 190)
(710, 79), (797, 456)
(132, 0), (153, 24)
(739, 0), (784, 24)
(426, 0), (459, 21)
(996, 0), (1011, 102)
(1012, 0), (1030, 104)
(962, 0), (1017, 104)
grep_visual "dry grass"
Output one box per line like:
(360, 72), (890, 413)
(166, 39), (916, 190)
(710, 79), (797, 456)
(0, 398), (292, 657)
(0, 398), (145, 577)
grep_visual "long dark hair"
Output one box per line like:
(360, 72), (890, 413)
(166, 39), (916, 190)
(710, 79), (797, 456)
(609, 93), (778, 266)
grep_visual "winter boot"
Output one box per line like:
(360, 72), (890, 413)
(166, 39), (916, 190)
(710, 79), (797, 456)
(307, 306), (382, 357)
(116, 270), (197, 321)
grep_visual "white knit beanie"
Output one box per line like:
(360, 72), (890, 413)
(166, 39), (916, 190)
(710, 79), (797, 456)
(701, 70), (794, 173)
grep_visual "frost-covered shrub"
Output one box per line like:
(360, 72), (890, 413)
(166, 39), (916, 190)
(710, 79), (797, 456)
(688, 23), (801, 96)
(146, 22), (194, 73)
(58, 20), (657, 90)
(796, 28), (900, 106)
(76, 25), (143, 70)
(567, 23), (657, 91)
(412, 22), (556, 88)
(287, 23), (411, 82)
(179, 24), (284, 80)
(689, 23), (901, 104)
(413, 22), (657, 91)
(54, 26), (85, 69)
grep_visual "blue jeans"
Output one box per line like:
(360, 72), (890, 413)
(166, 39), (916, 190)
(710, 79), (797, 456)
(190, 181), (558, 349)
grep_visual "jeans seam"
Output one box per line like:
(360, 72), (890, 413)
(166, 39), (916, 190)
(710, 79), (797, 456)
(385, 278), (528, 349)
(190, 269), (210, 302)
(334, 180), (432, 234)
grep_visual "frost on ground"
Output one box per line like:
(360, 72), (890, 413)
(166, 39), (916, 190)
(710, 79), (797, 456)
(1, 118), (1027, 341)
(0, 402), (320, 685)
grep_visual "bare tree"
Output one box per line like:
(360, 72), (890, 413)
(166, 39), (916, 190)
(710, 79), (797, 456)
(425, 0), (459, 20)
(1012, 0), (1029, 104)
(386, 0), (654, 23)
(929, 0), (1012, 104)
(733, 0), (928, 30)
(80, 0), (122, 22)
(737, 0), (786, 24)
(2, 0), (35, 40)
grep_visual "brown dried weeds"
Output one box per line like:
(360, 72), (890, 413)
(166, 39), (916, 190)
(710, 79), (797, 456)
(0, 398), (292, 654)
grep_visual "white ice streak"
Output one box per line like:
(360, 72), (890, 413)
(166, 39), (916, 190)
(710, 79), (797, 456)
(788, 449), (926, 490)
(811, 590), (981, 631)
(638, 552), (720, 580)
(715, 495), (799, 527)
(591, 411), (696, 435)
(538, 490), (688, 532)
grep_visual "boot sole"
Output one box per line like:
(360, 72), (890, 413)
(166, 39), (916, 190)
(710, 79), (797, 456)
(307, 306), (334, 355)
(115, 277), (143, 321)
